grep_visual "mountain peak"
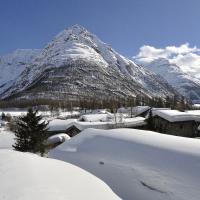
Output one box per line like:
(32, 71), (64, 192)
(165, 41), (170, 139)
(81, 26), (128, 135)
(66, 24), (87, 32)
(61, 24), (91, 37)
(53, 24), (94, 44)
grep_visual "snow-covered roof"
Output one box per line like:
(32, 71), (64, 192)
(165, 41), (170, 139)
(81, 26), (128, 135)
(48, 117), (146, 132)
(185, 110), (200, 115)
(50, 128), (200, 200)
(117, 107), (128, 113)
(90, 109), (109, 114)
(0, 149), (119, 200)
(120, 117), (146, 127)
(0, 111), (27, 117)
(75, 117), (146, 130)
(151, 107), (171, 111)
(58, 111), (80, 118)
(48, 118), (113, 131)
(192, 104), (200, 108)
(153, 109), (200, 122)
(48, 119), (76, 131)
(47, 133), (70, 145)
(79, 113), (113, 122)
(132, 106), (150, 116)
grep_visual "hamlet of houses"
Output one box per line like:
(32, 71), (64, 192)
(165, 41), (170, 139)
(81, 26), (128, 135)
(1, 106), (200, 147)
(47, 112), (147, 137)
(45, 106), (200, 146)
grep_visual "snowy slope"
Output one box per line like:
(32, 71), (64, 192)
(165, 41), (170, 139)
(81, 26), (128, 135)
(0, 49), (40, 94)
(0, 25), (178, 100)
(49, 128), (200, 200)
(135, 58), (200, 102)
(0, 149), (120, 200)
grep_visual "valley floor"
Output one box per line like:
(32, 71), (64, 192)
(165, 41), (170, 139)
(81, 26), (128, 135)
(1, 111), (200, 200)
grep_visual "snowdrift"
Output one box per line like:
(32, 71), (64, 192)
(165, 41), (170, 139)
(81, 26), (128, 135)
(49, 128), (200, 200)
(0, 149), (120, 200)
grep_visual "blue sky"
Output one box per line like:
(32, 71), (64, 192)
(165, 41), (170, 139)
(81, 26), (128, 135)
(0, 0), (200, 57)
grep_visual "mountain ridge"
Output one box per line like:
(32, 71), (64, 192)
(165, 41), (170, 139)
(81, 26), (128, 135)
(0, 25), (179, 101)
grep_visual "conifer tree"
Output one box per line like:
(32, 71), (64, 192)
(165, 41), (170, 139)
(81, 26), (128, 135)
(165, 96), (171, 108)
(146, 109), (154, 130)
(179, 96), (186, 111)
(13, 108), (49, 156)
(1, 112), (6, 120)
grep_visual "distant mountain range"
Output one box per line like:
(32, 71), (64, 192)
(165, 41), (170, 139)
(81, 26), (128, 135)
(0, 25), (191, 102)
(134, 57), (200, 103)
(0, 49), (40, 96)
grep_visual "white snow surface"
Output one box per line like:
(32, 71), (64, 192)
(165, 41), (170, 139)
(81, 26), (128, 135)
(49, 128), (200, 200)
(0, 149), (120, 200)
(0, 129), (15, 149)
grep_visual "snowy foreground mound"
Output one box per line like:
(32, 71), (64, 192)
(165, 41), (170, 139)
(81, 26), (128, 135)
(0, 150), (120, 200)
(49, 128), (200, 200)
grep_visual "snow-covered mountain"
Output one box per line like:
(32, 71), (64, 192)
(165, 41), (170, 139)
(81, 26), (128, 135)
(0, 49), (40, 94)
(0, 25), (178, 100)
(134, 57), (200, 102)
